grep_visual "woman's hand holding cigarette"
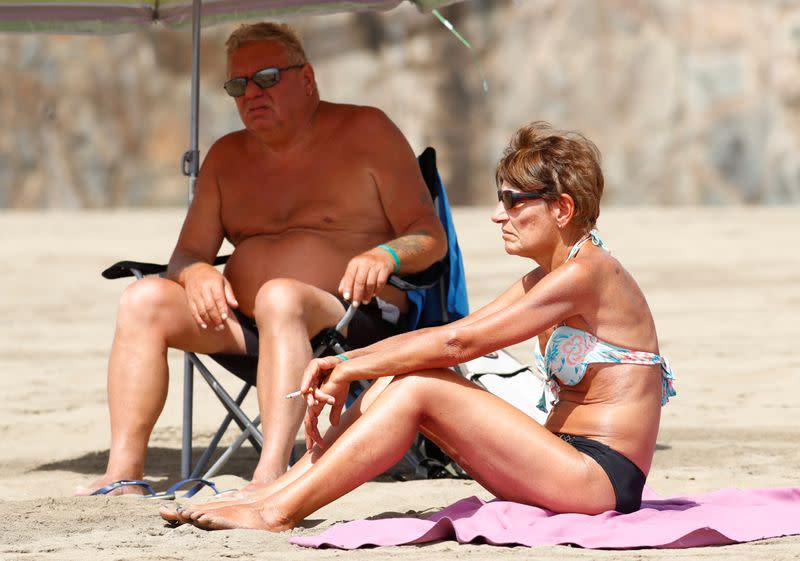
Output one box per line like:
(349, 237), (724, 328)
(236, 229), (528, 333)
(298, 355), (350, 450)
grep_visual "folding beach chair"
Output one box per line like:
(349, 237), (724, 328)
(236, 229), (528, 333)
(101, 147), (469, 481)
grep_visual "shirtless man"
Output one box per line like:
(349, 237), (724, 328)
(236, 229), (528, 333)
(77, 22), (446, 495)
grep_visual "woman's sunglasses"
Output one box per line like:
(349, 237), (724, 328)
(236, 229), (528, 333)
(497, 189), (552, 210)
(223, 64), (305, 97)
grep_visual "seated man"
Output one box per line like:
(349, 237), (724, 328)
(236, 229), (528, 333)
(78, 22), (446, 495)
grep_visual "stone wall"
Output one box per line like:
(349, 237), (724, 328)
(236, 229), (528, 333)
(1, 0), (799, 207)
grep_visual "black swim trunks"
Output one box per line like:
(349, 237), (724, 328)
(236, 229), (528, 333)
(208, 296), (407, 384)
(557, 433), (647, 513)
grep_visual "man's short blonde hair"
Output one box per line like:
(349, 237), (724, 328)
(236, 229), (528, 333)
(225, 22), (308, 65)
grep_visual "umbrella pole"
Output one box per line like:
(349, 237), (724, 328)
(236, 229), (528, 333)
(180, 0), (203, 480)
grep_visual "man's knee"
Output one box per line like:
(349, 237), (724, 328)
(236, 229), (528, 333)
(253, 278), (311, 324)
(117, 277), (178, 329)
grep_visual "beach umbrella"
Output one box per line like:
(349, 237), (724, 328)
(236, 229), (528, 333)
(0, 0), (466, 476)
(0, 0), (463, 199)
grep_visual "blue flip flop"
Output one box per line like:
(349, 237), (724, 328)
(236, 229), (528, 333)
(164, 478), (220, 499)
(90, 479), (168, 499)
(91, 478), (221, 501)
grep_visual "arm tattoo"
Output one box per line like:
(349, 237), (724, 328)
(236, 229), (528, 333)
(389, 230), (431, 258)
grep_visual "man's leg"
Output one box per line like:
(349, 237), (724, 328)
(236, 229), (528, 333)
(247, 279), (348, 485)
(76, 277), (248, 495)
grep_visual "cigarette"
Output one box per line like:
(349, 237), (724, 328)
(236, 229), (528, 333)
(285, 389), (303, 399)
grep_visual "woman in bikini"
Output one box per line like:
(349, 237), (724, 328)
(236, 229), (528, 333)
(160, 121), (676, 531)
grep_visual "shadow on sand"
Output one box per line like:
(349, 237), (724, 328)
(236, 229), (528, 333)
(31, 446), (259, 480)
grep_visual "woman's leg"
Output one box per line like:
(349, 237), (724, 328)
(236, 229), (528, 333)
(159, 376), (394, 520)
(183, 368), (615, 531)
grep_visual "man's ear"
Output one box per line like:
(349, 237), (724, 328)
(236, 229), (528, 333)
(553, 193), (576, 229)
(302, 64), (316, 96)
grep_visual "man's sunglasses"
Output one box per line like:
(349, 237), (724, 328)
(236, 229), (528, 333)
(223, 64), (305, 97)
(497, 189), (552, 210)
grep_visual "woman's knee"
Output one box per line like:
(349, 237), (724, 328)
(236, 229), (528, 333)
(385, 369), (453, 406)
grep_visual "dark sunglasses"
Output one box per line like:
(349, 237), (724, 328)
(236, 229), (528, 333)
(497, 189), (551, 210)
(223, 64), (305, 97)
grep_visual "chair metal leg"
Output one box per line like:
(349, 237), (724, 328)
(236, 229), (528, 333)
(201, 414), (261, 479)
(188, 354), (264, 449)
(181, 353), (194, 479)
(189, 383), (253, 479)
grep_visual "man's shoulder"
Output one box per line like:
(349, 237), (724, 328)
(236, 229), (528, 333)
(209, 129), (249, 153)
(321, 102), (392, 131)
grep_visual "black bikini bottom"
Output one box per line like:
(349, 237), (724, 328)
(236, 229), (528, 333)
(557, 433), (646, 513)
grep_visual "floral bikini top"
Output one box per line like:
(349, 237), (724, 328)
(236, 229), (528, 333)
(532, 230), (677, 413)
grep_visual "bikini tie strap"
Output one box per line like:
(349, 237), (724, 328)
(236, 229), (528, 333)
(565, 228), (607, 262)
(660, 357), (677, 406)
(588, 228), (607, 250)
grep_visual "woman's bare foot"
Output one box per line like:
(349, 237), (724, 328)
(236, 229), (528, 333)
(74, 474), (147, 497)
(158, 488), (272, 526)
(190, 503), (295, 531)
(159, 505), (184, 525)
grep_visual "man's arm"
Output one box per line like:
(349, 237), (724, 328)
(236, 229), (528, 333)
(338, 108), (448, 304)
(167, 141), (237, 330)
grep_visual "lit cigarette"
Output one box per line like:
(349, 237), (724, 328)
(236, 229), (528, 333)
(285, 389), (303, 399)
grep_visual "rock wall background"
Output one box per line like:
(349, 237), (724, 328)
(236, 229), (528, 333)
(1, 0), (799, 208)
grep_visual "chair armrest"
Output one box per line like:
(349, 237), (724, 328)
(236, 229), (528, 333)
(102, 253), (441, 292)
(387, 261), (445, 291)
(102, 255), (231, 280)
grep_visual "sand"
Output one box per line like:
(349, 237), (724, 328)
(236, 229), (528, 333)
(1, 207), (799, 560)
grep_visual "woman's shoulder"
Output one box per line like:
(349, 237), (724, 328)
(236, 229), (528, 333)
(573, 243), (627, 281)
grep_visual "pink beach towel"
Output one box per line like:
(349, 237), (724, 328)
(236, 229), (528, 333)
(290, 486), (800, 549)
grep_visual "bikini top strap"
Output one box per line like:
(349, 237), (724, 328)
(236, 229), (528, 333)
(565, 228), (607, 262)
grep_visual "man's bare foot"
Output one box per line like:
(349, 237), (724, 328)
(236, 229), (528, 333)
(190, 503), (295, 531)
(74, 474), (147, 497)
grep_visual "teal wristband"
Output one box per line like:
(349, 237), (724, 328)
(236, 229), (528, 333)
(335, 354), (349, 361)
(377, 244), (401, 272)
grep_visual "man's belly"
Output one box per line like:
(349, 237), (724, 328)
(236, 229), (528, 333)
(223, 230), (407, 316)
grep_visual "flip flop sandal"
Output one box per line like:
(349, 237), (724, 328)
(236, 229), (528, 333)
(164, 477), (222, 499)
(90, 479), (171, 499)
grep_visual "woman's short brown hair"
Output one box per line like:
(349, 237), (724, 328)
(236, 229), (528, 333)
(225, 22), (308, 65)
(495, 121), (604, 232)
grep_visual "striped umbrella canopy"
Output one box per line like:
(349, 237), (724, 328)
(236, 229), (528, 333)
(0, 0), (458, 33)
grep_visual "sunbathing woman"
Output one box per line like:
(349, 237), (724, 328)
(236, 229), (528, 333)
(160, 121), (676, 531)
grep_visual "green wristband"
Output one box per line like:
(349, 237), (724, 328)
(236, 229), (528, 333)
(377, 244), (401, 273)
(335, 354), (349, 361)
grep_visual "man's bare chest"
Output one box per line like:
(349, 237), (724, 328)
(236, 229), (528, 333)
(217, 161), (388, 241)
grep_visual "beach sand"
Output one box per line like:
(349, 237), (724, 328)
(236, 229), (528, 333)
(1, 207), (798, 560)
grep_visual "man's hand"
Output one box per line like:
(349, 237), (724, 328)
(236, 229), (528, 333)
(338, 247), (397, 306)
(181, 263), (238, 330)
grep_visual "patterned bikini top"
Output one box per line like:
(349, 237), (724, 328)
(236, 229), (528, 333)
(532, 230), (677, 413)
